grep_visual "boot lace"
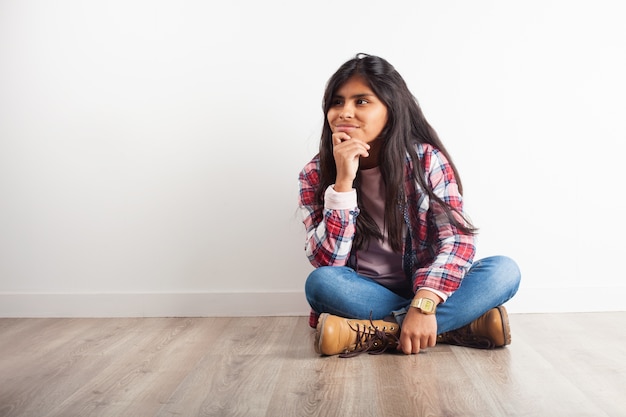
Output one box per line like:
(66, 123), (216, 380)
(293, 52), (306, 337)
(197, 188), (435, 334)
(339, 315), (399, 358)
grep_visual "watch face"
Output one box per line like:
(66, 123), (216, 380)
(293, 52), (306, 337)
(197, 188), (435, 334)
(411, 298), (436, 313)
(421, 298), (434, 312)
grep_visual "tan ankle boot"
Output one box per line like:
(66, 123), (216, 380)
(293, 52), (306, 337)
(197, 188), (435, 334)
(315, 313), (400, 357)
(437, 306), (511, 349)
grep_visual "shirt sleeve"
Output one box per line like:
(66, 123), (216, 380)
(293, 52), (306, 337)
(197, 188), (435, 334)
(412, 147), (476, 296)
(298, 161), (359, 268)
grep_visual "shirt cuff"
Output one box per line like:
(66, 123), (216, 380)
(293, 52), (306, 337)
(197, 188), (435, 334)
(418, 287), (449, 303)
(324, 185), (358, 210)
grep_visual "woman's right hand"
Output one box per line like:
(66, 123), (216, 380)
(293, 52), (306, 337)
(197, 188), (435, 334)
(332, 132), (370, 192)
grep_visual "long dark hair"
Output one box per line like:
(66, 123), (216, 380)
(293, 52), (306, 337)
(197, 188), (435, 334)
(316, 53), (477, 252)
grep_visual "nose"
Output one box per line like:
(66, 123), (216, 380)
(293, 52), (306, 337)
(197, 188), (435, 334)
(339, 103), (354, 119)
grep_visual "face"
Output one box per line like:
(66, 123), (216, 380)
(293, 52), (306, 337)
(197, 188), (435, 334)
(327, 76), (388, 144)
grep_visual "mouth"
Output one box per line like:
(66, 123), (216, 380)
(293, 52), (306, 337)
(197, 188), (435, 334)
(335, 124), (358, 133)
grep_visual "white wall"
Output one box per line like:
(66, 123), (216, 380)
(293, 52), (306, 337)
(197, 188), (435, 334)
(1, 0), (624, 317)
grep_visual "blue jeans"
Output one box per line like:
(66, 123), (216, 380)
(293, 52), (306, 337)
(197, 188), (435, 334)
(305, 256), (521, 333)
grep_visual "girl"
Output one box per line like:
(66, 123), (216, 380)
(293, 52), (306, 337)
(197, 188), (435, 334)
(298, 54), (521, 356)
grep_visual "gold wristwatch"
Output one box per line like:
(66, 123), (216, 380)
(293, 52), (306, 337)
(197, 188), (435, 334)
(410, 297), (437, 314)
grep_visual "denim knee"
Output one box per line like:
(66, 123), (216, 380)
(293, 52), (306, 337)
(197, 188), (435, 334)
(496, 255), (521, 292)
(304, 266), (345, 313)
(486, 255), (521, 301)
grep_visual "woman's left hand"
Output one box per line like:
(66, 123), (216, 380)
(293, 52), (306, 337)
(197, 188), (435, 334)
(397, 307), (438, 354)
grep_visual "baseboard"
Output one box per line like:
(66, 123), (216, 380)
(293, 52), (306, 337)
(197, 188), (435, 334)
(502, 285), (626, 314)
(0, 291), (312, 318)
(0, 287), (624, 317)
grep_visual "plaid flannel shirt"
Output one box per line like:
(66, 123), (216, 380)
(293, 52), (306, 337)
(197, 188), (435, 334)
(298, 143), (476, 319)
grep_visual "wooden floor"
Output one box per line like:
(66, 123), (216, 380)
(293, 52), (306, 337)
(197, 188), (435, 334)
(0, 312), (625, 417)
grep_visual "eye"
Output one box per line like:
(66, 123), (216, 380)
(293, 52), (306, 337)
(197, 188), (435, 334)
(356, 98), (369, 105)
(331, 98), (343, 106)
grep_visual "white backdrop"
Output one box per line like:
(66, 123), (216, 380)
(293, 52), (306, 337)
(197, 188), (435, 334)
(1, 0), (624, 316)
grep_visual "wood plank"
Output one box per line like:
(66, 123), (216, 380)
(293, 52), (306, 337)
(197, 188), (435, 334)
(387, 346), (487, 417)
(154, 316), (300, 417)
(46, 318), (231, 417)
(508, 313), (626, 416)
(1, 318), (147, 417)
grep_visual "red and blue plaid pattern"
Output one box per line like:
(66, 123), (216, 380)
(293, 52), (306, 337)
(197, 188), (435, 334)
(299, 143), (475, 327)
